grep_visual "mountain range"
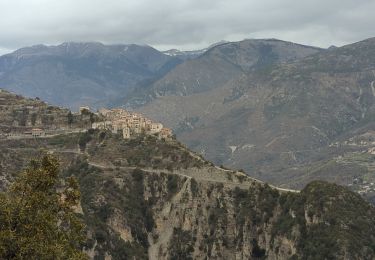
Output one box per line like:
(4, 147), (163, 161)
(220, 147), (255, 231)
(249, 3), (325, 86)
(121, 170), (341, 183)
(0, 42), (182, 110)
(129, 37), (375, 199)
(1, 38), (375, 204)
(0, 89), (374, 259)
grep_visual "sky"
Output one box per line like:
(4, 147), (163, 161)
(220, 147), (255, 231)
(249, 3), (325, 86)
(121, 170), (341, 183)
(0, 0), (375, 55)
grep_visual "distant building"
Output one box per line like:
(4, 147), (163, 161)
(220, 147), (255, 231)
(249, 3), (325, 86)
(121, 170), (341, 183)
(123, 127), (130, 139)
(92, 122), (105, 129)
(31, 128), (45, 137)
(79, 106), (90, 114)
(98, 108), (111, 116)
(150, 123), (163, 134)
(160, 128), (173, 139)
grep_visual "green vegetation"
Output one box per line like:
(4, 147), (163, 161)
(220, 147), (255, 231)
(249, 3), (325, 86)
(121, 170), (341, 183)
(64, 159), (156, 259)
(167, 174), (179, 194)
(78, 131), (93, 151)
(168, 228), (195, 259)
(86, 130), (207, 170)
(31, 113), (37, 125)
(233, 184), (279, 228)
(67, 111), (74, 125)
(0, 155), (87, 259)
(47, 133), (80, 147)
(190, 178), (199, 195)
(251, 239), (266, 259)
(272, 181), (375, 259)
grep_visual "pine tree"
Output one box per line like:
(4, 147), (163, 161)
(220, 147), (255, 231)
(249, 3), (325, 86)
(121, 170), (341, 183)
(0, 155), (87, 259)
(67, 111), (74, 126)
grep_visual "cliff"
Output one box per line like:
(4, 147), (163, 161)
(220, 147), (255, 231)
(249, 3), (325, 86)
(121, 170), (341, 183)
(0, 91), (374, 259)
(0, 129), (374, 259)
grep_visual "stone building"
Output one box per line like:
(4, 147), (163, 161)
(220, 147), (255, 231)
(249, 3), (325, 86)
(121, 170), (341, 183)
(123, 127), (130, 139)
(79, 106), (90, 114)
(31, 128), (45, 137)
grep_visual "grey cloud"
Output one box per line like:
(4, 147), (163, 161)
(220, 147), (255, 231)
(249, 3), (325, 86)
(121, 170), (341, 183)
(0, 0), (374, 52)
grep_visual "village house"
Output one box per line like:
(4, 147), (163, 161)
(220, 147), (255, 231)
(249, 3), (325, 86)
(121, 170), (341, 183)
(6, 132), (21, 138)
(368, 147), (375, 155)
(150, 123), (163, 134)
(31, 128), (45, 137)
(123, 127), (130, 139)
(160, 128), (173, 139)
(5, 128), (46, 138)
(79, 106), (91, 114)
(98, 108), (111, 117)
(92, 122), (105, 129)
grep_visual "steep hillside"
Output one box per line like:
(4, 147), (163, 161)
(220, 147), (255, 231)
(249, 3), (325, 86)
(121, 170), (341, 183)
(0, 42), (181, 110)
(135, 37), (375, 192)
(0, 87), (374, 259)
(0, 89), (94, 132)
(0, 129), (374, 259)
(125, 39), (322, 107)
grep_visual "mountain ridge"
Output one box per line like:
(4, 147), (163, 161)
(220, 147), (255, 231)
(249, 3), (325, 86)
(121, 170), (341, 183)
(131, 36), (375, 200)
(0, 41), (183, 110)
(0, 90), (374, 259)
(124, 38), (322, 107)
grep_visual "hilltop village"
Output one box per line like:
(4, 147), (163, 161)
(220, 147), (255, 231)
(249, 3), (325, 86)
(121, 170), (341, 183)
(3, 104), (173, 140)
(0, 89), (172, 140)
(89, 107), (173, 139)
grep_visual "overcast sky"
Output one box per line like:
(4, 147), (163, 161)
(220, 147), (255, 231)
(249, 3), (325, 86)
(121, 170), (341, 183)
(0, 0), (375, 55)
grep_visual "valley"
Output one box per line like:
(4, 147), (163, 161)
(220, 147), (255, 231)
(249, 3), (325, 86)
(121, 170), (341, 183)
(128, 37), (375, 200)
(2, 37), (375, 205)
(0, 90), (374, 259)
(1, 1), (375, 259)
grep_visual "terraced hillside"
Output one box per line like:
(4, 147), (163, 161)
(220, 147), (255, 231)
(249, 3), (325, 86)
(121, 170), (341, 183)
(0, 89), (95, 133)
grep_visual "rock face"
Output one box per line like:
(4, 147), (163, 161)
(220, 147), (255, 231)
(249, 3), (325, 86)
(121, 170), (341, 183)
(0, 42), (181, 110)
(0, 93), (374, 259)
(132, 37), (375, 192)
(0, 129), (374, 260)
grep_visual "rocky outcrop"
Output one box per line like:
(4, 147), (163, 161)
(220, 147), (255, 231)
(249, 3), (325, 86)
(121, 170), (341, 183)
(71, 159), (375, 260)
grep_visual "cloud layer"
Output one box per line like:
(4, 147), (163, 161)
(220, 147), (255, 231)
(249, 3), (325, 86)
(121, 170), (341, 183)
(1, 0), (375, 53)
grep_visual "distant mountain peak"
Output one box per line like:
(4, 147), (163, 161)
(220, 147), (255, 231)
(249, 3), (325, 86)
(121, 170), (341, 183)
(0, 41), (182, 110)
(162, 40), (230, 60)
